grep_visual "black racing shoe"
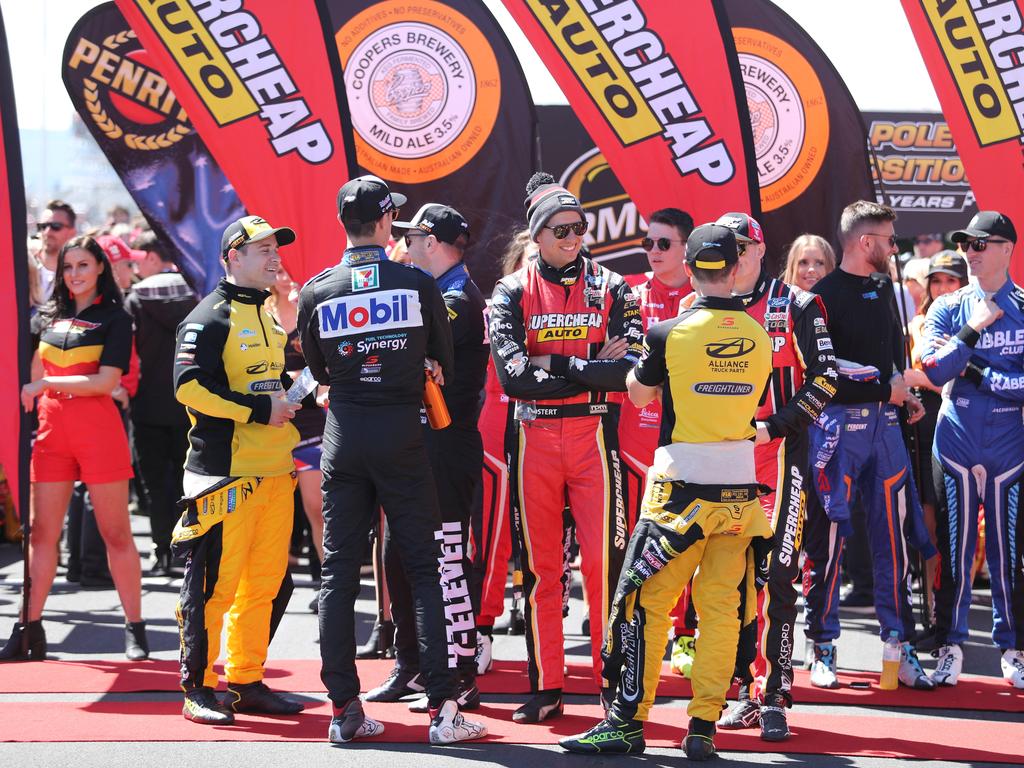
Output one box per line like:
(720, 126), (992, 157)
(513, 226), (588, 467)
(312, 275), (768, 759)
(559, 713), (646, 754)
(759, 694), (791, 742)
(512, 689), (563, 723)
(226, 681), (304, 714)
(364, 666), (425, 702)
(717, 697), (760, 729)
(124, 621), (150, 661)
(409, 674), (480, 713)
(183, 687), (235, 725)
(328, 697), (384, 743)
(683, 717), (717, 761)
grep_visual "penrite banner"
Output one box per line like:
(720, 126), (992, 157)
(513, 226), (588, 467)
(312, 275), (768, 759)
(0, 8), (31, 524)
(721, 0), (874, 272)
(901, 0), (1024, 285)
(116, 0), (359, 284)
(501, 0), (759, 234)
(63, 2), (243, 295)
(325, 0), (536, 292)
(865, 111), (978, 236)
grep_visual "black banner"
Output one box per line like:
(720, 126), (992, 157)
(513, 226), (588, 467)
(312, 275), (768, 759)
(326, 0), (537, 292)
(62, 2), (244, 294)
(865, 111), (978, 237)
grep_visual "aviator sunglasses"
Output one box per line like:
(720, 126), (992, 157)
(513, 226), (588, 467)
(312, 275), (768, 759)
(966, 238), (1011, 252)
(544, 221), (588, 239)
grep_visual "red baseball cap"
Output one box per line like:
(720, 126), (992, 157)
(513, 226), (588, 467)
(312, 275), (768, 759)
(97, 234), (146, 264)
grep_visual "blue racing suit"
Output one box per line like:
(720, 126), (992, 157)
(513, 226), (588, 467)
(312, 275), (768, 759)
(921, 278), (1024, 651)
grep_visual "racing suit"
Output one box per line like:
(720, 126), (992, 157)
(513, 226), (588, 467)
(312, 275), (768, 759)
(172, 279), (302, 690)
(604, 296), (773, 724)
(804, 269), (937, 644)
(921, 279), (1024, 651)
(489, 254), (643, 690)
(297, 246), (456, 709)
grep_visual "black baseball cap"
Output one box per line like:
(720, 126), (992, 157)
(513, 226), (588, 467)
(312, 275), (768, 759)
(337, 175), (408, 224)
(392, 204), (470, 244)
(951, 211), (1017, 244)
(221, 215), (295, 259)
(927, 250), (969, 281)
(686, 224), (738, 270)
(714, 212), (764, 244)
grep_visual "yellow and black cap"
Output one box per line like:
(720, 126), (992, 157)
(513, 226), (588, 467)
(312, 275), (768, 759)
(686, 223), (738, 270)
(221, 215), (295, 259)
(927, 250), (968, 281)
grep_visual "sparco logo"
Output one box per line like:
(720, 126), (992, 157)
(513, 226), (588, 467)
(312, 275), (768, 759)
(705, 337), (755, 358)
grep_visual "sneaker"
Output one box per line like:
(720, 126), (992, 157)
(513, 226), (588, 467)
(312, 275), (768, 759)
(559, 713), (646, 754)
(364, 667), (425, 702)
(512, 689), (563, 723)
(226, 681), (304, 714)
(409, 677), (480, 713)
(428, 699), (487, 745)
(759, 694), (790, 742)
(328, 697), (384, 743)
(717, 697), (760, 730)
(183, 687), (235, 725)
(899, 643), (936, 690)
(809, 642), (840, 689)
(475, 632), (492, 675)
(670, 634), (696, 678)
(682, 717), (717, 761)
(930, 644), (963, 686)
(1001, 649), (1024, 689)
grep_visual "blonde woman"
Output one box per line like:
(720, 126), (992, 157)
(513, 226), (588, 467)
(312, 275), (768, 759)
(782, 234), (836, 292)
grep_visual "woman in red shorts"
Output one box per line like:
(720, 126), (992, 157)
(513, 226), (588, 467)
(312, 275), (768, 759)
(1, 235), (148, 661)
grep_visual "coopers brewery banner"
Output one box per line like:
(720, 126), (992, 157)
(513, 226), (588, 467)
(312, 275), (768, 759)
(501, 0), (760, 231)
(902, 0), (1024, 285)
(327, 0), (536, 292)
(63, 2), (243, 294)
(116, 0), (358, 283)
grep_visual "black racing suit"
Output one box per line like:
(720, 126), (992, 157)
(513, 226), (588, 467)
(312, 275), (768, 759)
(297, 245), (455, 708)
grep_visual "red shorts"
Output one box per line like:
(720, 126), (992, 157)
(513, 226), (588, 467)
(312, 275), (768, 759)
(31, 394), (133, 484)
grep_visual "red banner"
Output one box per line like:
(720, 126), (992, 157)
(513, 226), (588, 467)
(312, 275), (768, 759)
(902, 0), (1024, 285)
(500, 0), (759, 227)
(115, 0), (358, 284)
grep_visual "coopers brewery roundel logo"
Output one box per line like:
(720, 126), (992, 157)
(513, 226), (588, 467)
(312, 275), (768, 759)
(734, 28), (829, 212)
(337, 1), (501, 183)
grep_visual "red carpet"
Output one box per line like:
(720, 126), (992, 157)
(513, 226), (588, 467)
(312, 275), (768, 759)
(1, 658), (1020, 712)
(2, 699), (1021, 762)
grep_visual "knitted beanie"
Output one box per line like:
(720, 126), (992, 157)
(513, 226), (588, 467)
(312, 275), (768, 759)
(524, 172), (585, 242)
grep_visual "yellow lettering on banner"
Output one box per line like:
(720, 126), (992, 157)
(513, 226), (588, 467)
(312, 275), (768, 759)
(134, 0), (257, 125)
(524, 0), (660, 146)
(924, 0), (1018, 145)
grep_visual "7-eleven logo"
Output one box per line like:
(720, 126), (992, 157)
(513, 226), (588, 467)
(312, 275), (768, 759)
(351, 264), (379, 292)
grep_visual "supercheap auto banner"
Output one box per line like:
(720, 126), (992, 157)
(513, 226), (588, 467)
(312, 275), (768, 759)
(500, 0), (760, 232)
(116, 0), (358, 284)
(326, 0), (536, 292)
(0, 7), (30, 522)
(63, 2), (243, 295)
(865, 111), (978, 236)
(721, 0), (874, 272)
(902, 0), (1024, 285)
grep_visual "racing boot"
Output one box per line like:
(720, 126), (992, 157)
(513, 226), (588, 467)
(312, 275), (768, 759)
(364, 666), (426, 702)
(226, 681), (304, 714)
(428, 699), (488, 745)
(670, 634), (696, 678)
(356, 619), (395, 659)
(717, 688), (760, 730)
(682, 716), (717, 761)
(559, 712), (646, 754)
(328, 697), (384, 743)
(0, 620), (46, 661)
(758, 693), (791, 742)
(809, 642), (840, 689)
(183, 687), (235, 725)
(409, 670), (479, 713)
(930, 643), (963, 686)
(512, 688), (563, 723)
(124, 621), (150, 661)
(475, 629), (493, 675)
(898, 642), (936, 690)
(1001, 649), (1024, 689)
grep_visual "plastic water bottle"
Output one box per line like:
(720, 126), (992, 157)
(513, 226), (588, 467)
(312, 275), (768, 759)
(880, 630), (900, 690)
(286, 367), (318, 404)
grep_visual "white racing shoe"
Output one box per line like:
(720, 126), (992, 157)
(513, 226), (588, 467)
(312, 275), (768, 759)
(809, 642), (840, 689)
(428, 699), (488, 745)
(898, 643), (936, 690)
(328, 698), (385, 743)
(1001, 649), (1024, 689)
(930, 644), (963, 686)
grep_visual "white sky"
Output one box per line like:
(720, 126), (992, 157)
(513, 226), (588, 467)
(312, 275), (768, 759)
(2, 0), (940, 132)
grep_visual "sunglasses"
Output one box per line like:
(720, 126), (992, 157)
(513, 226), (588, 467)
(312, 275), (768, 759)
(37, 221), (68, 233)
(865, 233), (897, 247)
(966, 238), (1011, 252)
(544, 221), (588, 239)
(403, 232), (428, 248)
(641, 236), (683, 252)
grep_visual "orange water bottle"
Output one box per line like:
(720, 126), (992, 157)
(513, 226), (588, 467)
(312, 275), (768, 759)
(880, 630), (900, 690)
(423, 375), (451, 430)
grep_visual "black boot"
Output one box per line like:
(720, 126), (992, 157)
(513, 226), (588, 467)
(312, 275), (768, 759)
(513, 689), (563, 722)
(0, 621), (46, 661)
(355, 619), (395, 659)
(683, 717), (717, 761)
(125, 621), (150, 661)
